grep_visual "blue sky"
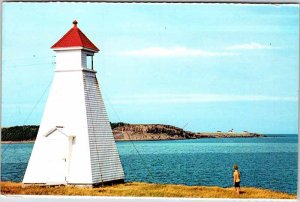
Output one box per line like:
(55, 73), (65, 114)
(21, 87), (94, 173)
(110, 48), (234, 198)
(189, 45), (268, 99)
(2, 3), (299, 134)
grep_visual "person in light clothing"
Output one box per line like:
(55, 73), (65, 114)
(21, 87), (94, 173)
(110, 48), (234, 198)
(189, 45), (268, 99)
(233, 164), (241, 194)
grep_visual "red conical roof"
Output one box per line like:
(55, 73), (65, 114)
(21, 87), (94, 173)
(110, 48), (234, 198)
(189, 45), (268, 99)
(51, 20), (99, 52)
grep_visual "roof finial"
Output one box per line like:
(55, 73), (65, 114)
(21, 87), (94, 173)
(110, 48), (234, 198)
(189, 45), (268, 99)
(73, 20), (78, 28)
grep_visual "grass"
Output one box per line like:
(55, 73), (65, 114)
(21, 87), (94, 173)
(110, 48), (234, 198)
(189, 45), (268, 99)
(0, 181), (296, 199)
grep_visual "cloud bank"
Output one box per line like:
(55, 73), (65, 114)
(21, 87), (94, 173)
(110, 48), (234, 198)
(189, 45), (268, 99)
(119, 43), (278, 58)
(120, 47), (237, 57)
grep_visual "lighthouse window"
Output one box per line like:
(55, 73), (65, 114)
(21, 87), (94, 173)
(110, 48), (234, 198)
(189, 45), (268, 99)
(86, 55), (93, 70)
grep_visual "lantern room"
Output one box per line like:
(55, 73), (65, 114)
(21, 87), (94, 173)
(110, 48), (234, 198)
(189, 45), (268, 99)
(51, 20), (99, 71)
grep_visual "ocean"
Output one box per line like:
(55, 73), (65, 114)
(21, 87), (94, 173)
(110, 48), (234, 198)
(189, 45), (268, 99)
(1, 134), (298, 194)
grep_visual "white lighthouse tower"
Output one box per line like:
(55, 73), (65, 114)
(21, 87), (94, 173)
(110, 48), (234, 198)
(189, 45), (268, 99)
(23, 20), (125, 186)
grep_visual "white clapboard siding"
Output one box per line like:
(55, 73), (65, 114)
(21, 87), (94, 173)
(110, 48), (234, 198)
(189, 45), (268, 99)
(83, 71), (124, 184)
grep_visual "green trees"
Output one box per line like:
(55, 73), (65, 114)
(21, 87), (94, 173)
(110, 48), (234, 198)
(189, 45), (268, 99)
(1, 125), (39, 141)
(1, 123), (128, 141)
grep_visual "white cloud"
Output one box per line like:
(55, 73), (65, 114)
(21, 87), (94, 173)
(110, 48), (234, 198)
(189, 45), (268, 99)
(120, 47), (237, 57)
(109, 93), (297, 105)
(225, 42), (277, 51)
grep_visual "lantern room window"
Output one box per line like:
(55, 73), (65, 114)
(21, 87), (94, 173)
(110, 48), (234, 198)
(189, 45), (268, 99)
(86, 55), (94, 70)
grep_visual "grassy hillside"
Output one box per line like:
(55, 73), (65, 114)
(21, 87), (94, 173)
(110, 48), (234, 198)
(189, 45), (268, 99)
(0, 181), (296, 199)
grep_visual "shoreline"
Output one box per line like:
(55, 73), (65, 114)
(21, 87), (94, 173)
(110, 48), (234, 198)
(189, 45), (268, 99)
(2, 140), (35, 144)
(2, 134), (294, 144)
(1, 133), (264, 144)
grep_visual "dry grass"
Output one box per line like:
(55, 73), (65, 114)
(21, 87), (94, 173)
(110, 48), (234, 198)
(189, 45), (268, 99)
(0, 181), (296, 199)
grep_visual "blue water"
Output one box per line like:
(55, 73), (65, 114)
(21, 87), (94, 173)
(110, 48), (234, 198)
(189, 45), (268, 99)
(1, 134), (298, 194)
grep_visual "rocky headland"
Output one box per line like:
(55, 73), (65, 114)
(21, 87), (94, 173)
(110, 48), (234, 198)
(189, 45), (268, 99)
(113, 123), (264, 141)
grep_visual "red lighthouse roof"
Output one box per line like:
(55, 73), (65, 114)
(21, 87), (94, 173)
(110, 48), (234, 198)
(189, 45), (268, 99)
(51, 20), (99, 52)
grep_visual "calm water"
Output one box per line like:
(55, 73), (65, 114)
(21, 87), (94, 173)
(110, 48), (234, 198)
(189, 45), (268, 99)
(1, 134), (298, 194)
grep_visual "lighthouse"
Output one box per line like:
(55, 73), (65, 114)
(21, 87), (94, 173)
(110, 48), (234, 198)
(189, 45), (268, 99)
(23, 20), (125, 186)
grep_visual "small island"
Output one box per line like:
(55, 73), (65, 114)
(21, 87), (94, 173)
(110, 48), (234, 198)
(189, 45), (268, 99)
(1, 123), (264, 143)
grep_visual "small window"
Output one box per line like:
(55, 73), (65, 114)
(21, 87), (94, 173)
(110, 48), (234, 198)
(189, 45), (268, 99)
(86, 55), (93, 69)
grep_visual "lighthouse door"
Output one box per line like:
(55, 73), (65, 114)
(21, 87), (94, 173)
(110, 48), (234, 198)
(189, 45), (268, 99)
(45, 131), (68, 185)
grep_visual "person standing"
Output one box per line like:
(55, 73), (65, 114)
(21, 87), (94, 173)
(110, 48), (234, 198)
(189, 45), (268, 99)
(233, 164), (241, 195)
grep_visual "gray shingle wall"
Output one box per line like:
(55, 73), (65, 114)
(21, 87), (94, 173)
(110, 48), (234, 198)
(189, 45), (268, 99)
(83, 71), (125, 184)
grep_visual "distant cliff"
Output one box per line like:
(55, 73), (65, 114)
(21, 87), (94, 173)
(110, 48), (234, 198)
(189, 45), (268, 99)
(1, 123), (264, 142)
(113, 124), (264, 141)
(113, 124), (197, 141)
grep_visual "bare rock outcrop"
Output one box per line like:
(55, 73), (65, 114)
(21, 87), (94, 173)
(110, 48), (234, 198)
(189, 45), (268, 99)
(113, 124), (196, 141)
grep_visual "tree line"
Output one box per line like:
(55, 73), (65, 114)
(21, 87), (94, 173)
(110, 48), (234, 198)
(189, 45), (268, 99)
(1, 122), (129, 141)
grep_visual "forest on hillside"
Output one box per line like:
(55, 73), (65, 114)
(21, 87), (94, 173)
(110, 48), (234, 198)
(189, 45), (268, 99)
(1, 123), (128, 141)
